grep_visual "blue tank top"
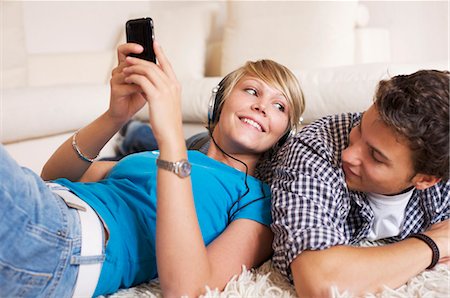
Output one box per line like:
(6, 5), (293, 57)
(54, 150), (271, 296)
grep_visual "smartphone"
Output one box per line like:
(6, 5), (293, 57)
(126, 17), (156, 63)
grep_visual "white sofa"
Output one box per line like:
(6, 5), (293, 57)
(1, 1), (447, 175)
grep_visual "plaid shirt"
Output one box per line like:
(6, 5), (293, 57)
(266, 112), (450, 280)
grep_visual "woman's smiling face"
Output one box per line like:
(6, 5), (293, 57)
(212, 75), (290, 155)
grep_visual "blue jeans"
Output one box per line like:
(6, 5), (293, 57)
(116, 120), (159, 156)
(0, 145), (82, 297)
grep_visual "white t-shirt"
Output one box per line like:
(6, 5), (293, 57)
(366, 188), (414, 241)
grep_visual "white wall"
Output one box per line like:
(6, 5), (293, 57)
(362, 0), (448, 64)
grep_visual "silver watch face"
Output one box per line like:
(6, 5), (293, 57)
(177, 160), (192, 178)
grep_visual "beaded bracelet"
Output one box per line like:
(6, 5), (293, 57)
(409, 233), (440, 269)
(72, 130), (98, 163)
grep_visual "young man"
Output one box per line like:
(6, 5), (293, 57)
(268, 70), (449, 297)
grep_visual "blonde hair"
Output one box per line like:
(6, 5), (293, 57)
(211, 60), (305, 134)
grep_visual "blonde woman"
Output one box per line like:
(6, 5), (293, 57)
(0, 42), (304, 297)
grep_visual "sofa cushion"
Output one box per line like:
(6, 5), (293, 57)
(296, 61), (449, 123)
(220, 1), (359, 75)
(133, 77), (222, 124)
(4, 132), (117, 175)
(27, 52), (115, 87)
(1, 84), (110, 143)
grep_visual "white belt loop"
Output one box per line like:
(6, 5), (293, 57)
(50, 185), (104, 298)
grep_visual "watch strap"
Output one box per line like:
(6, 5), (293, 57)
(156, 158), (191, 178)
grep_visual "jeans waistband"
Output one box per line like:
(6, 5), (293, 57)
(47, 183), (104, 297)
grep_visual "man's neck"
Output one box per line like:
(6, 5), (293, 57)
(382, 186), (415, 196)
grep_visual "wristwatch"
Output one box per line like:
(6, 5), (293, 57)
(156, 158), (192, 178)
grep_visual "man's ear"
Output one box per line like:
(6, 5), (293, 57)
(412, 173), (441, 190)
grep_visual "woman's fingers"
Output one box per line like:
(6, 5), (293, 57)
(120, 45), (181, 107)
(122, 42), (178, 85)
(123, 64), (180, 105)
(124, 74), (156, 100)
(111, 55), (135, 79)
(153, 41), (177, 81)
(111, 69), (142, 97)
(111, 79), (142, 98)
(124, 57), (168, 89)
(114, 81), (142, 98)
(116, 41), (176, 81)
(117, 43), (144, 64)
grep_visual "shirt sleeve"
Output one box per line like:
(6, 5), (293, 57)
(270, 135), (351, 280)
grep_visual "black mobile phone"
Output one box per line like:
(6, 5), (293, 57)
(126, 17), (156, 63)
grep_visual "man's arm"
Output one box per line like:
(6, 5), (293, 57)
(291, 219), (450, 297)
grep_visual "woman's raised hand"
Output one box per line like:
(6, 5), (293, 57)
(108, 43), (148, 124)
(121, 41), (184, 147)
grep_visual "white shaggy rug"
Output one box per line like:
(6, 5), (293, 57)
(103, 261), (449, 298)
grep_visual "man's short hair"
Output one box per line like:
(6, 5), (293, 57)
(374, 69), (449, 180)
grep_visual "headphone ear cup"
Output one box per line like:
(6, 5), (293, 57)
(208, 86), (219, 125)
(208, 76), (227, 126)
(211, 87), (223, 124)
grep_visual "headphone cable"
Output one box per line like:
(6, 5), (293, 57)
(208, 123), (273, 224)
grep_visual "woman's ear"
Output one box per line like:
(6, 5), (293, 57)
(412, 173), (441, 190)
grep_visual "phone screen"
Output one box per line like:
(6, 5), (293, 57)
(126, 18), (156, 63)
